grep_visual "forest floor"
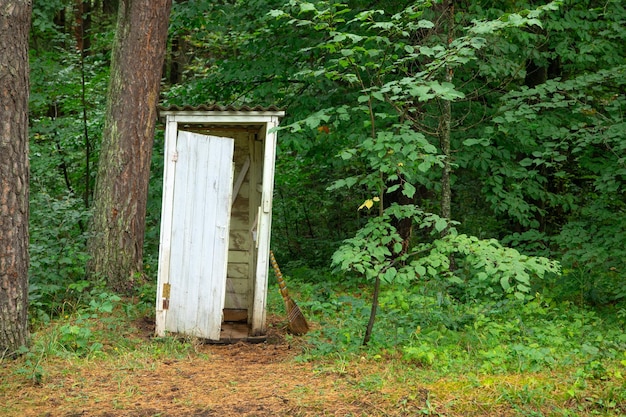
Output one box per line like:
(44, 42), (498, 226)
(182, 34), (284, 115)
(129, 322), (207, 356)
(2, 316), (433, 417)
(2, 314), (624, 417)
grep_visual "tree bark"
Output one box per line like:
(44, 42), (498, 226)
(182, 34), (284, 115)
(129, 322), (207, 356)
(363, 274), (380, 346)
(74, 0), (92, 54)
(87, 0), (172, 292)
(0, 0), (32, 355)
(439, 98), (452, 224)
(439, 0), (454, 234)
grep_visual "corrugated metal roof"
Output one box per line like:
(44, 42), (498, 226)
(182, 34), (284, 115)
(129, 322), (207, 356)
(158, 104), (284, 113)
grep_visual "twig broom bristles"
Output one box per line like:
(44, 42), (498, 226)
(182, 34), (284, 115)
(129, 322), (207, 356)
(269, 250), (309, 335)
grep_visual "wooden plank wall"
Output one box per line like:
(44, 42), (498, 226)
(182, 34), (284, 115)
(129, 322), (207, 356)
(203, 128), (260, 317)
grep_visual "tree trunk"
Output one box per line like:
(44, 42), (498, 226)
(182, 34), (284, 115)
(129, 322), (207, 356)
(87, 0), (172, 292)
(169, 36), (184, 85)
(0, 0), (32, 355)
(74, 0), (92, 54)
(439, 0), (454, 234)
(363, 274), (380, 346)
(439, 99), (452, 224)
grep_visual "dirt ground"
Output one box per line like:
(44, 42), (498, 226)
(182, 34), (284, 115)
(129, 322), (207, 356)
(3, 318), (431, 417)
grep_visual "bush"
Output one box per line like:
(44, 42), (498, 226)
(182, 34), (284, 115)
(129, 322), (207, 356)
(29, 191), (92, 323)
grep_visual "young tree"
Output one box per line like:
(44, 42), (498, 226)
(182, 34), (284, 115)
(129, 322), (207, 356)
(88, 0), (172, 292)
(0, 0), (32, 354)
(269, 0), (561, 345)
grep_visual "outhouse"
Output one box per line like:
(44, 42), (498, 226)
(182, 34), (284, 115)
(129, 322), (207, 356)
(155, 105), (285, 342)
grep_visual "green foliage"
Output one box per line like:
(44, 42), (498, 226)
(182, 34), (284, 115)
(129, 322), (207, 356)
(469, 67), (626, 228)
(164, 0), (310, 107)
(265, 0), (572, 345)
(466, 64), (626, 304)
(29, 9), (110, 202)
(331, 204), (449, 281)
(15, 288), (122, 380)
(271, 129), (360, 265)
(55, 290), (121, 356)
(28, 0), (112, 326)
(26, 1), (118, 334)
(293, 273), (626, 377)
(29, 192), (92, 323)
(325, 122), (443, 199)
(449, 0), (626, 306)
(416, 233), (560, 301)
(331, 203), (559, 301)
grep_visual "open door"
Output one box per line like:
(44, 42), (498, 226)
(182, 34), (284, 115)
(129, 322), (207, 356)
(160, 131), (235, 340)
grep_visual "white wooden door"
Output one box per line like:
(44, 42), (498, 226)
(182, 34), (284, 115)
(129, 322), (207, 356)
(164, 131), (234, 339)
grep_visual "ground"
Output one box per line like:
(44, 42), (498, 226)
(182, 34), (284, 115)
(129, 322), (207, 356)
(3, 315), (623, 416)
(2, 317), (433, 417)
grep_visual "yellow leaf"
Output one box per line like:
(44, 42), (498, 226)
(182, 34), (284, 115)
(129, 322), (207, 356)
(373, 196), (380, 202)
(358, 199), (374, 210)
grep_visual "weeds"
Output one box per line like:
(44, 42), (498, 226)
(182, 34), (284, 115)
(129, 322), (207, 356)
(286, 270), (626, 384)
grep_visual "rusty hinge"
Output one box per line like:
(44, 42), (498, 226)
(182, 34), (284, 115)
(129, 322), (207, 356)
(162, 283), (171, 310)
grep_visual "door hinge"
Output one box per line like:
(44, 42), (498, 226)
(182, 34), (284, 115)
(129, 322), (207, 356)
(162, 283), (171, 310)
(172, 151), (178, 162)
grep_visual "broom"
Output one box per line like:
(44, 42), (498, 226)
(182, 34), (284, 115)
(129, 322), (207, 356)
(269, 250), (309, 335)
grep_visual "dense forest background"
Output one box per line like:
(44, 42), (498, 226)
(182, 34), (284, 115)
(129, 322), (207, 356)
(30, 0), (625, 316)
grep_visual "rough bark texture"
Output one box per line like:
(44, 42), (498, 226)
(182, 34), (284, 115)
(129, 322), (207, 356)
(0, 0), (31, 354)
(88, 0), (172, 292)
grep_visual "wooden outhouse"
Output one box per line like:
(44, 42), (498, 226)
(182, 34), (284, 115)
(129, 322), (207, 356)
(155, 105), (284, 342)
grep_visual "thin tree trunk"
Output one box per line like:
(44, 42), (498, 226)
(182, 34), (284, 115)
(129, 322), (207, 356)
(75, 0), (92, 209)
(0, 0), (32, 355)
(363, 274), (381, 346)
(74, 0), (91, 54)
(440, 101), (451, 224)
(87, 0), (172, 292)
(169, 36), (184, 85)
(439, 0), (454, 234)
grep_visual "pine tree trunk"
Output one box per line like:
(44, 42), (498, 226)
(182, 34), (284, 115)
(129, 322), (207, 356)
(0, 0), (32, 355)
(88, 0), (172, 292)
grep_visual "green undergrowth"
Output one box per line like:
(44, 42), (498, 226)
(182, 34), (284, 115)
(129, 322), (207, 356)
(5, 291), (201, 385)
(280, 269), (626, 415)
(289, 269), (626, 369)
(1, 265), (624, 416)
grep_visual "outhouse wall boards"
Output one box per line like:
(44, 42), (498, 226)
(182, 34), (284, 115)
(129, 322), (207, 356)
(155, 105), (285, 342)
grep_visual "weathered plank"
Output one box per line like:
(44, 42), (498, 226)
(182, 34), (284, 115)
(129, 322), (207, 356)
(164, 132), (234, 340)
(227, 261), (249, 278)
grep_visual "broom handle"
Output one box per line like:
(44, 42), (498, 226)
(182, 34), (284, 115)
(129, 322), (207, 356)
(269, 250), (290, 301)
